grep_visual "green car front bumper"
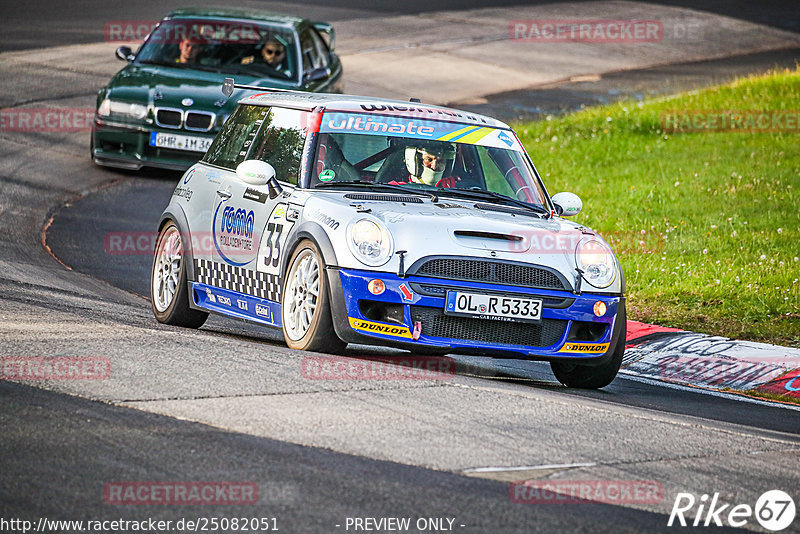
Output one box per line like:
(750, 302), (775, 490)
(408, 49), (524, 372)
(91, 118), (215, 171)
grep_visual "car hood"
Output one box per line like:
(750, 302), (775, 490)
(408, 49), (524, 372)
(100, 63), (297, 113)
(295, 192), (622, 294)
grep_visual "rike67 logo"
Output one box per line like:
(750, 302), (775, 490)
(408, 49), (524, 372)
(668, 490), (795, 531)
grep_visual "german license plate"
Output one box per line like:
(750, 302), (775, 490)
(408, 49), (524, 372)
(445, 291), (542, 323)
(149, 132), (212, 153)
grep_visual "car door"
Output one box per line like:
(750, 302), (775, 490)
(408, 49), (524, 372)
(247, 107), (307, 294)
(190, 104), (273, 318)
(206, 106), (307, 324)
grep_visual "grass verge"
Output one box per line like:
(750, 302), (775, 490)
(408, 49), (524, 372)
(515, 67), (800, 347)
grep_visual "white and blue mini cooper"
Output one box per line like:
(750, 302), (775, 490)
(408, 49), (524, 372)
(151, 80), (626, 388)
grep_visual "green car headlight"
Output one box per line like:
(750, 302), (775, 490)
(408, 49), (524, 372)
(576, 238), (616, 288)
(97, 99), (148, 120)
(348, 218), (393, 267)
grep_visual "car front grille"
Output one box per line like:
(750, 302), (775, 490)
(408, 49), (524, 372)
(185, 111), (215, 131)
(154, 108), (216, 131)
(155, 108), (182, 128)
(411, 306), (567, 347)
(412, 258), (568, 290)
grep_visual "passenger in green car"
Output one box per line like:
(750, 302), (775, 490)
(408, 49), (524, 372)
(240, 36), (290, 77)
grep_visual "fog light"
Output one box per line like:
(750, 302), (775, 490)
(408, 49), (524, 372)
(368, 279), (385, 295)
(593, 301), (607, 317)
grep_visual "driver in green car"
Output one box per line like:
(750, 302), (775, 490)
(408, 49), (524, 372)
(176, 36), (204, 64)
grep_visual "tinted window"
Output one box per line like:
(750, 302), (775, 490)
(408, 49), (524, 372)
(299, 28), (328, 72)
(135, 19), (298, 81)
(248, 107), (307, 185)
(203, 105), (269, 169)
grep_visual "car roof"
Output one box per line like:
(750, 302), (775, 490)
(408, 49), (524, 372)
(166, 7), (307, 28)
(239, 91), (511, 130)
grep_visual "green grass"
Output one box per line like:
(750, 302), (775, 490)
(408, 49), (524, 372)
(515, 68), (800, 347)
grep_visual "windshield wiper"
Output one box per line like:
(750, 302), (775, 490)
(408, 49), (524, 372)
(436, 188), (549, 216)
(314, 180), (438, 201)
(186, 64), (225, 74)
(138, 60), (224, 73)
(137, 59), (172, 67)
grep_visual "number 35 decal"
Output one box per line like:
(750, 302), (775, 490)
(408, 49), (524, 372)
(257, 204), (294, 276)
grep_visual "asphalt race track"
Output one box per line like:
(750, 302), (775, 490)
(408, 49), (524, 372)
(2, 1), (800, 533)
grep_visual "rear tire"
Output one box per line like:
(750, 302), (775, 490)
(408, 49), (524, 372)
(550, 305), (626, 389)
(282, 240), (345, 353)
(150, 221), (208, 328)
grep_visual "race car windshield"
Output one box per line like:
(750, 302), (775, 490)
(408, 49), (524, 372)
(310, 113), (548, 208)
(135, 19), (298, 81)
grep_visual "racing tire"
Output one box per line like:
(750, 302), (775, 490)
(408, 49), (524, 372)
(282, 239), (346, 353)
(150, 221), (208, 328)
(550, 305), (626, 389)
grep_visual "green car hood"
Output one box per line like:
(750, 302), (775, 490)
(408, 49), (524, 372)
(100, 63), (298, 115)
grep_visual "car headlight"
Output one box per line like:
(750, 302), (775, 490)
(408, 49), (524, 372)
(347, 218), (393, 266)
(576, 238), (616, 288)
(97, 98), (148, 120)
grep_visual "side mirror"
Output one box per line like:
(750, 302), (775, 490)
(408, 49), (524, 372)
(236, 160), (275, 186)
(313, 22), (335, 51)
(115, 46), (134, 62)
(235, 160), (284, 199)
(303, 66), (331, 83)
(551, 192), (582, 217)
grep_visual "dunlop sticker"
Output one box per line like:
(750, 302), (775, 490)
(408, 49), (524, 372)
(557, 342), (610, 354)
(349, 318), (412, 339)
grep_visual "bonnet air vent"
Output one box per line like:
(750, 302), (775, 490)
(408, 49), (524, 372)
(453, 230), (523, 242)
(473, 202), (541, 218)
(344, 193), (423, 203)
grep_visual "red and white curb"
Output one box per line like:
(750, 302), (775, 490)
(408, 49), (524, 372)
(622, 321), (800, 400)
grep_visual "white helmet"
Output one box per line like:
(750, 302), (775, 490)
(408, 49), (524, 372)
(404, 142), (456, 185)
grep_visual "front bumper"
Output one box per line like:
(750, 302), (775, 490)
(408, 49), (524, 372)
(91, 119), (212, 171)
(328, 268), (624, 361)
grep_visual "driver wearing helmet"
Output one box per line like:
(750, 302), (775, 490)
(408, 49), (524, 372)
(389, 142), (459, 188)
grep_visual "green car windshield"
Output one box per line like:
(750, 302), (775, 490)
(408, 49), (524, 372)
(135, 19), (298, 81)
(310, 112), (549, 210)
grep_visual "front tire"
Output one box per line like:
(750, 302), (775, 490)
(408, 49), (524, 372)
(150, 221), (208, 328)
(550, 305), (626, 389)
(281, 240), (345, 353)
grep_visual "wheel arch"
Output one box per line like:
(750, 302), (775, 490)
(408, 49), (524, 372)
(158, 202), (196, 282)
(280, 221), (338, 280)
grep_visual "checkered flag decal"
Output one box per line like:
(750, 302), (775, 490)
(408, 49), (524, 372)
(194, 259), (281, 302)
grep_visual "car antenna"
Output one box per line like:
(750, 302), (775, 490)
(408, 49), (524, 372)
(409, 97), (421, 103)
(221, 77), (309, 97)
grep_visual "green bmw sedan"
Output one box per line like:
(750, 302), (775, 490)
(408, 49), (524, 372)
(91, 8), (343, 171)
